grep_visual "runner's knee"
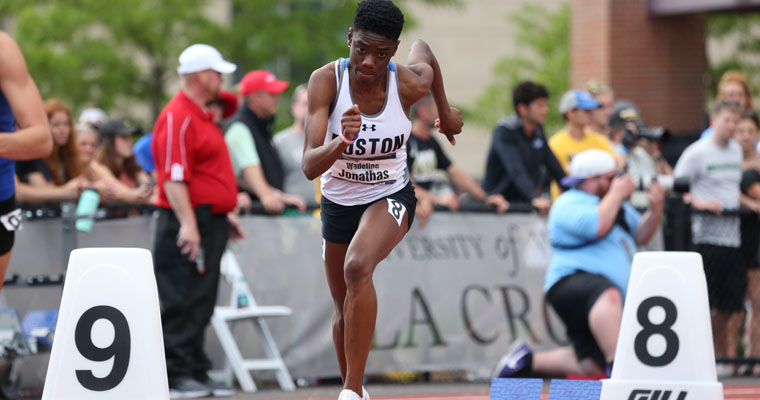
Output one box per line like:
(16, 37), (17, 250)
(344, 256), (373, 288)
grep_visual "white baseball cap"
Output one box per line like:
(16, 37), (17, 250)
(78, 108), (107, 128)
(560, 149), (617, 187)
(177, 44), (237, 75)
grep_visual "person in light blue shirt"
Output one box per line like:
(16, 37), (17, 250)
(494, 149), (665, 380)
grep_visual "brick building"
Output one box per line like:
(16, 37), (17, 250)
(572, 0), (760, 135)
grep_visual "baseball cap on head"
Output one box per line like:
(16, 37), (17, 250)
(560, 149), (617, 187)
(609, 100), (665, 141)
(210, 90), (239, 119)
(240, 70), (289, 96)
(98, 118), (141, 140)
(558, 89), (602, 114)
(78, 108), (107, 128)
(177, 44), (237, 75)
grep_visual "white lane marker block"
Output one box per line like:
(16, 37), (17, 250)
(600, 251), (723, 400)
(42, 248), (169, 399)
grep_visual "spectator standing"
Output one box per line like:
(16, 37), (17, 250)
(78, 107), (107, 130)
(225, 70), (306, 214)
(608, 100), (670, 209)
(408, 94), (507, 225)
(44, 99), (85, 185)
(482, 81), (565, 215)
(495, 150), (664, 379)
(94, 118), (154, 205)
(0, 32), (53, 292)
(135, 90), (239, 182)
(274, 84), (317, 202)
(549, 89), (616, 200)
(701, 70), (755, 139)
(151, 43), (244, 399)
(674, 100), (743, 363)
(15, 99), (88, 204)
(77, 123), (98, 169)
(585, 80), (615, 141)
(736, 110), (760, 375)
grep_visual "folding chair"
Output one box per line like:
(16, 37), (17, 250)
(210, 250), (295, 392)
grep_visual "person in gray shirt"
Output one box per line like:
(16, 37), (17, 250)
(674, 100), (743, 363)
(274, 84), (316, 203)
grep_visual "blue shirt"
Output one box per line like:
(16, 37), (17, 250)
(543, 189), (641, 299)
(133, 132), (155, 173)
(0, 91), (15, 201)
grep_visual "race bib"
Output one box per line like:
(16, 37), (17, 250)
(0, 208), (22, 232)
(331, 158), (397, 185)
(386, 198), (406, 227)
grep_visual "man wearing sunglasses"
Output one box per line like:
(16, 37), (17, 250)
(495, 149), (665, 380)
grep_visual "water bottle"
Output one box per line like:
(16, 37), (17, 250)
(75, 189), (100, 232)
(235, 276), (249, 309)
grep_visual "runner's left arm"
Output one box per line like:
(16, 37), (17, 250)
(401, 39), (462, 145)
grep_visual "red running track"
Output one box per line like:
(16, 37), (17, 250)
(275, 385), (760, 400)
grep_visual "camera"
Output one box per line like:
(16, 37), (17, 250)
(621, 120), (666, 151)
(632, 174), (690, 193)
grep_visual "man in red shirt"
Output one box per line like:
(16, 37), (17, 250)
(152, 43), (245, 399)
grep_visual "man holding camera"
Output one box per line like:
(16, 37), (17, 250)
(495, 149), (665, 379)
(674, 100), (743, 362)
(609, 100), (672, 209)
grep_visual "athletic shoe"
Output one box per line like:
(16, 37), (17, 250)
(169, 377), (211, 399)
(338, 389), (362, 400)
(605, 361), (613, 378)
(193, 372), (235, 397)
(363, 385), (370, 400)
(201, 378), (235, 397)
(493, 340), (533, 378)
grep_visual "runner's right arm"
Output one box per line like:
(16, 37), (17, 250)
(303, 63), (350, 180)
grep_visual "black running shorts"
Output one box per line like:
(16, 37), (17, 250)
(0, 196), (19, 255)
(321, 181), (416, 244)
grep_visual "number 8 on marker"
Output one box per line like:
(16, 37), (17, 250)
(74, 306), (131, 391)
(634, 296), (679, 367)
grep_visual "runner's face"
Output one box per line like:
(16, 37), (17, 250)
(347, 28), (399, 84)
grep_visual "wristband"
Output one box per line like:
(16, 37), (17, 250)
(340, 131), (357, 144)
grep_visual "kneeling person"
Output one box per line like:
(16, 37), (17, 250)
(495, 149), (665, 377)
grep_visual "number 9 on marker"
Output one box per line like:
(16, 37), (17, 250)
(74, 306), (131, 391)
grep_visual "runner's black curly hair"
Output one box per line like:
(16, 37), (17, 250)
(354, 0), (405, 41)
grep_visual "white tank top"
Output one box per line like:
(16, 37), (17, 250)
(321, 58), (412, 206)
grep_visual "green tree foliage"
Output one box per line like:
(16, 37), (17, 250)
(5, 0), (224, 125)
(225, 0), (461, 131)
(2, 0), (459, 128)
(706, 12), (760, 103)
(466, 3), (569, 135)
